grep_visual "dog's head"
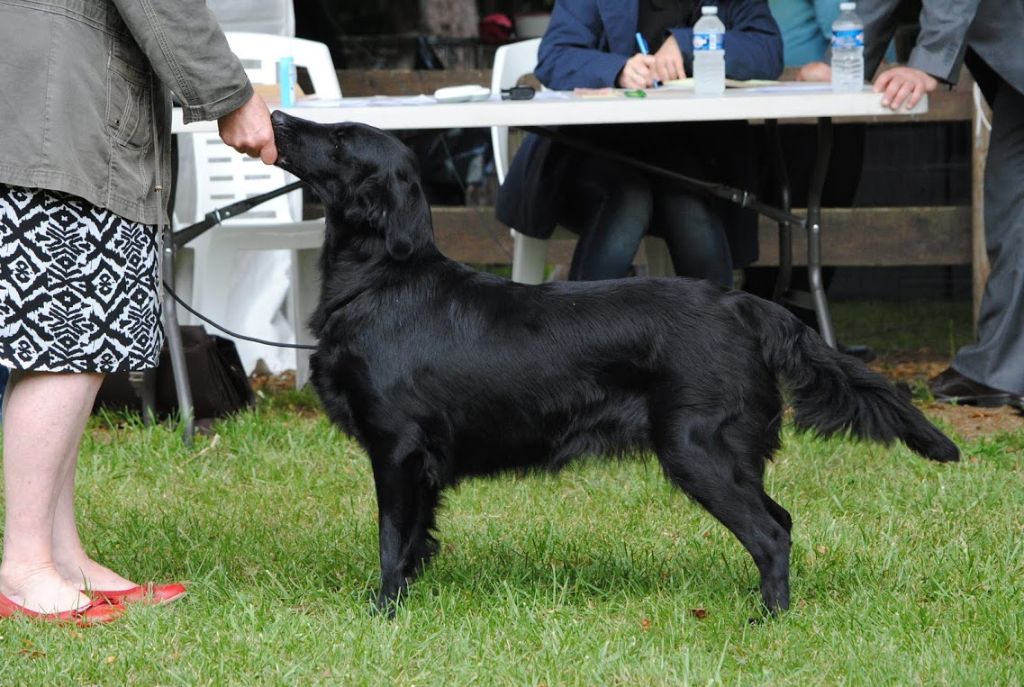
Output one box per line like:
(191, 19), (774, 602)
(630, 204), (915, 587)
(272, 111), (431, 261)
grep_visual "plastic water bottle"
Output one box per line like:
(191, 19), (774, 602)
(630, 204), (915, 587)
(831, 2), (864, 92)
(277, 56), (296, 107)
(693, 6), (725, 95)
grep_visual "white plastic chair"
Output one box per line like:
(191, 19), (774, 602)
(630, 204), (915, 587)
(174, 33), (340, 386)
(490, 38), (674, 282)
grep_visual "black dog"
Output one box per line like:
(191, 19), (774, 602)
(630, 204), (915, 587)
(271, 111), (959, 615)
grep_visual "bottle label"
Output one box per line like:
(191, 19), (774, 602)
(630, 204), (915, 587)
(832, 28), (864, 50)
(278, 56), (296, 107)
(693, 32), (724, 52)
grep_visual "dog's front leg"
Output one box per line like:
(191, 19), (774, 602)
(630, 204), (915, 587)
(372, 479), (413, 616)
(370, 443), (429, 617)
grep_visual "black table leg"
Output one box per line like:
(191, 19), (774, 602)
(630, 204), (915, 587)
(766, 120), (793, 303)
(806, 117), (837, 348)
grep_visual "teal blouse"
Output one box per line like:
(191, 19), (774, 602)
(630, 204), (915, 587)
(768, 0), (840, 67)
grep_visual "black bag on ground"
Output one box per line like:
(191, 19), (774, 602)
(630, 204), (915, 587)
(94, 326), (254, 420)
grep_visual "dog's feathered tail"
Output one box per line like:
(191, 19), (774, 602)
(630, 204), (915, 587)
(748, 298), (959, 462)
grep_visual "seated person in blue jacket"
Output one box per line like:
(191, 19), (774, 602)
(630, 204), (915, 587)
(496, 0), (784, 284)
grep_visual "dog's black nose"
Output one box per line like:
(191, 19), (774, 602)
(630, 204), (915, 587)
(271, 110), (289, 127)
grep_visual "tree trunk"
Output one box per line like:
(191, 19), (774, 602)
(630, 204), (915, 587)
(420, 0), (479, 38)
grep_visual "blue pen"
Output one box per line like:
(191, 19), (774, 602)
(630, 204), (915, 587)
(634, 32), (661, 88)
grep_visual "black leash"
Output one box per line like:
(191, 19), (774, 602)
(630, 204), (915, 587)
(520, 126), (806, 228)
(169, 180), (317, 350)
(163, 280), (317, 350)
(171, 180), (306, 249)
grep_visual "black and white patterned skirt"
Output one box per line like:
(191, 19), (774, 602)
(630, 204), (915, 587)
(0, 183), (163, 372)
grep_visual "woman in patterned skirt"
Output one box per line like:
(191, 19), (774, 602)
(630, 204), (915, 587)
(0, 1), (278, 624)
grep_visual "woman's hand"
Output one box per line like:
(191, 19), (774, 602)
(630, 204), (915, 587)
(796, 61), (831, 82)
(217, 92), (278, 164)
(617, 53), (658, 89)
(653, 34), (686, 82)
(873, 66), (938, 110)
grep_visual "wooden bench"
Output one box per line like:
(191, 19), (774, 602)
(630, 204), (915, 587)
(339, 68), (986, 316)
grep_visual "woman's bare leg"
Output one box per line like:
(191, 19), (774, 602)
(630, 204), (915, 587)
(52, 445), (137, 592)
(0, 371), (99, 612)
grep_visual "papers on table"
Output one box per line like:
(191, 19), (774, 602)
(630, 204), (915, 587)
(662, 78), (833, 93)
(295, 95), (434, 107)
(287, 90), (572, 108)
(739, 82), (836, 94)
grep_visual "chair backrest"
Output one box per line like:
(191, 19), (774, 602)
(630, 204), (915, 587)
(224, 32), (341, 99)
(174, 33), (341, 229)
(490, 38), (542, 184)
(178, 134), (297, 226)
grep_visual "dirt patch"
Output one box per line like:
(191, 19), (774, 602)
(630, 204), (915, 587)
(870, 350), (1024, 441)
(251, 370), (297, 394)
(922, 403), (1024, 441)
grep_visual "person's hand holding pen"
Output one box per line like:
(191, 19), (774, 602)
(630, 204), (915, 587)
(621, 33), (686, 89)
(617, 52), (658, 89)
(634, 32), (661, 88)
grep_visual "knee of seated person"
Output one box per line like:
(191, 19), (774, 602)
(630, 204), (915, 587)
(614, 178), (654, 221)
(580, 154), (648, 190)
(575, 168), (653, 231)
(658, 217), (734, 286)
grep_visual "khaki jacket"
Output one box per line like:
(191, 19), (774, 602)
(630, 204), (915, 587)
(860, 0), (1024, 98)
(0, 0), (253, 224)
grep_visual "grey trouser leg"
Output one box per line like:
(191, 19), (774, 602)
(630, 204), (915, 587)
(953, 79), (1024, 394)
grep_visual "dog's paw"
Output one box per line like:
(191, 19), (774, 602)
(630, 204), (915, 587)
(372, 593), (399, 619)
(373, 581), (411, 619)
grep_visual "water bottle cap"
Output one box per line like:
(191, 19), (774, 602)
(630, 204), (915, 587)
(701, 5), (718, 15)
(839, 2), (856, 9)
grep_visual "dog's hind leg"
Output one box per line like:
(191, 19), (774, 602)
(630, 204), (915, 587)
(655, 420), (791, 613)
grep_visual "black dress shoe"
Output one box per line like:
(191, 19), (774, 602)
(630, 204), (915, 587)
(838, 342), (876, 363)
(928, 367), (1016, 407)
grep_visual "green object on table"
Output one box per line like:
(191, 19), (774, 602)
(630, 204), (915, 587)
(624, 89), (647, 98)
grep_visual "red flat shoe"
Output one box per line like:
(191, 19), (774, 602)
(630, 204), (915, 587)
(91, 582), (187, 606)
(0, 593), (124, 626)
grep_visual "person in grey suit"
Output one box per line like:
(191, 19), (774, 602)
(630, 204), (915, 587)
(860, 0), (1024, 409)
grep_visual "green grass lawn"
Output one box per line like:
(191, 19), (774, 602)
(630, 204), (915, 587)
(828, 298), (975, 359)
(1, 300), (1021, 685)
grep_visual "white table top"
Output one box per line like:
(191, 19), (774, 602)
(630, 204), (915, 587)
(172, 83), (927, 133)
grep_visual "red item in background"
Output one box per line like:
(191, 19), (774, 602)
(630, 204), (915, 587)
(479, 13), (514, 44)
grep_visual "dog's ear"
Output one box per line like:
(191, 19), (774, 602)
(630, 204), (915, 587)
(381, 172), (431, 261)
(382, 185), (419, 261)
(345, 166), (430, 261)
(385, 159), (432, 262)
